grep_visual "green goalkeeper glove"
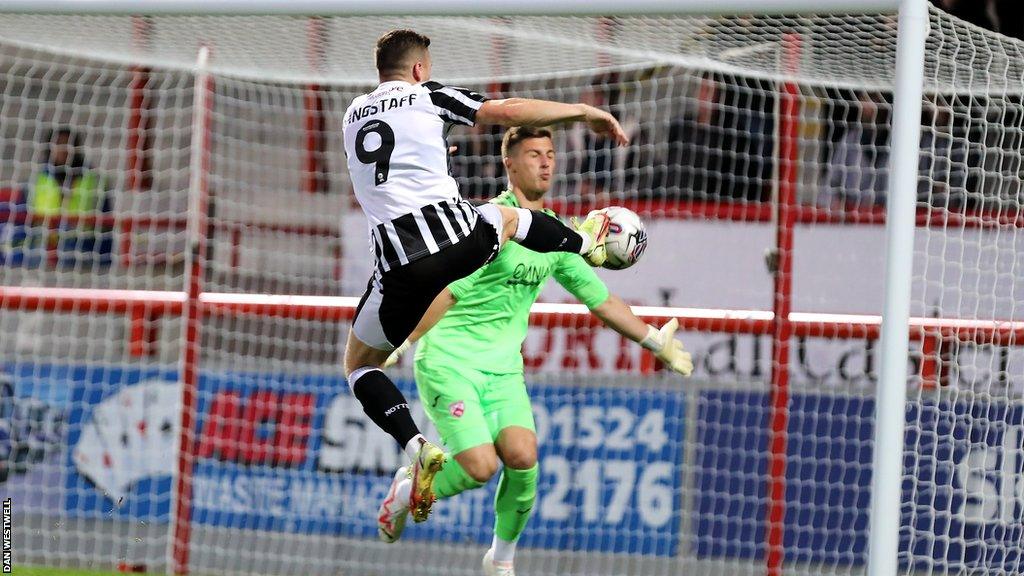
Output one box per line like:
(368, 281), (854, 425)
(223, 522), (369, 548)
(640, 318), (694, 376)
(383, 339), (413, 369)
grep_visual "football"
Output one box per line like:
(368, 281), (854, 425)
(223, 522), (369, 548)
(600, 206), (648, 270)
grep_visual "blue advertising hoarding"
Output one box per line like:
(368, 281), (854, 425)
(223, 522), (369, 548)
(903, 401), (1024, 572)
(23, 359), (1024, 569)
(56, 364), (684, 556)
(693, 391), (1024, 572)
(692, 391), (874, 563)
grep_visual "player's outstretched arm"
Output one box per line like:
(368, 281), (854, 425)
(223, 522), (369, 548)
(410, 288), (456, 342)
(591, 294), (694, 376)
(476, 98), (629, 145)
(383, 288), (457, 368)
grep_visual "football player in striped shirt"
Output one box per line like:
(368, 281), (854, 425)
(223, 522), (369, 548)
(342, 30), (629, 525)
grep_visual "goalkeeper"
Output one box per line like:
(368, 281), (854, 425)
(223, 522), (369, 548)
(377, 126), (693, 576)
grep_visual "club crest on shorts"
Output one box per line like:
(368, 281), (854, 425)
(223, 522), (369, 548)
(448, 401), (465, 418)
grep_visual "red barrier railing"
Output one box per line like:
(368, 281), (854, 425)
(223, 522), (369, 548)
(0, 208), (342, 273)
(1, 285), (1021, 356)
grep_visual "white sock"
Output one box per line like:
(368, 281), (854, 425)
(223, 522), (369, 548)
(577, 230), (592, 255)
(491, 535), (517, 564)
(404, 434), (426, 461)
(512, 207), (532, 242)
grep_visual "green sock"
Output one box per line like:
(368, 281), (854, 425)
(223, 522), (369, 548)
(433, 456), (485, 499)
(493, 464), (538, 543)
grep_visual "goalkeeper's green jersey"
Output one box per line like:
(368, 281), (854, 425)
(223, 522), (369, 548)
(415, 191), (610, 374)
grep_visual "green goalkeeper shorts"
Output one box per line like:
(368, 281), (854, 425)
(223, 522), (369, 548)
(414, 359), (536, 456)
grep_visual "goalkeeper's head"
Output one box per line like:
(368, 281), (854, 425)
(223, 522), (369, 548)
(375, 29), (432, 84)
(502, 126), (555, 202)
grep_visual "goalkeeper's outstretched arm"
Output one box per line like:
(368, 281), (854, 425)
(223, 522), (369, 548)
(409, 288), (456, 342)
(591, 294), (694, 376)
(383, 288), (456, 368)
(476, 99), (629, 145)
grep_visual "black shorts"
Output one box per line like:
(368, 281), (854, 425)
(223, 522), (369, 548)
(351, 217), (500, 350)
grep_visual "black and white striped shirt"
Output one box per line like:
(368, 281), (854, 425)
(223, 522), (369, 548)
(343, 80), (488, 270)
(369, 198), (479, 272)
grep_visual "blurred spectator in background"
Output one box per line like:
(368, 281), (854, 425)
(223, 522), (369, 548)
(723, 77), (774, 202)
(14, 127), (113, 267)
(567, 79), (617, 201)
(564, 74), (642, 202)
(918, 95), (969, 208)
(968, 96), (1024, 207)
(662, 72), (772, 203)
(450, 121), (504, 201)
(820, 91), (892, 209)
(663, 72), (726, 199)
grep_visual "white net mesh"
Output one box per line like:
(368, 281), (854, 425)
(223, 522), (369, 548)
(1, 5), (1023, 576)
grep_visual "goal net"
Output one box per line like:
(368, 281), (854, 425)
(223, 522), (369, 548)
(1, 4), (1022, 576)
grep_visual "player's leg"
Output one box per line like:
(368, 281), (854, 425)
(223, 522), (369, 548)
(482, 373), (540, 575)
(370, 208), (518, 531)
(343, 327), (412, 447)
(417, 360), (500, 498)
(484, 426), (538, 576)
(347, 275), (448, 526)
(378, 360), (497, 542)
(379, 443), (499, 542)
(476, 202), (611, 266)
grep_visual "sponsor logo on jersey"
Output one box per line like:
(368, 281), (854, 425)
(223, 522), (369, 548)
(448, 401), (465, 418)
(507, 263), (551, 287)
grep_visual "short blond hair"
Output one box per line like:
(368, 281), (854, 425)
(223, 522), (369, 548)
(501, 126), (553, 158)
